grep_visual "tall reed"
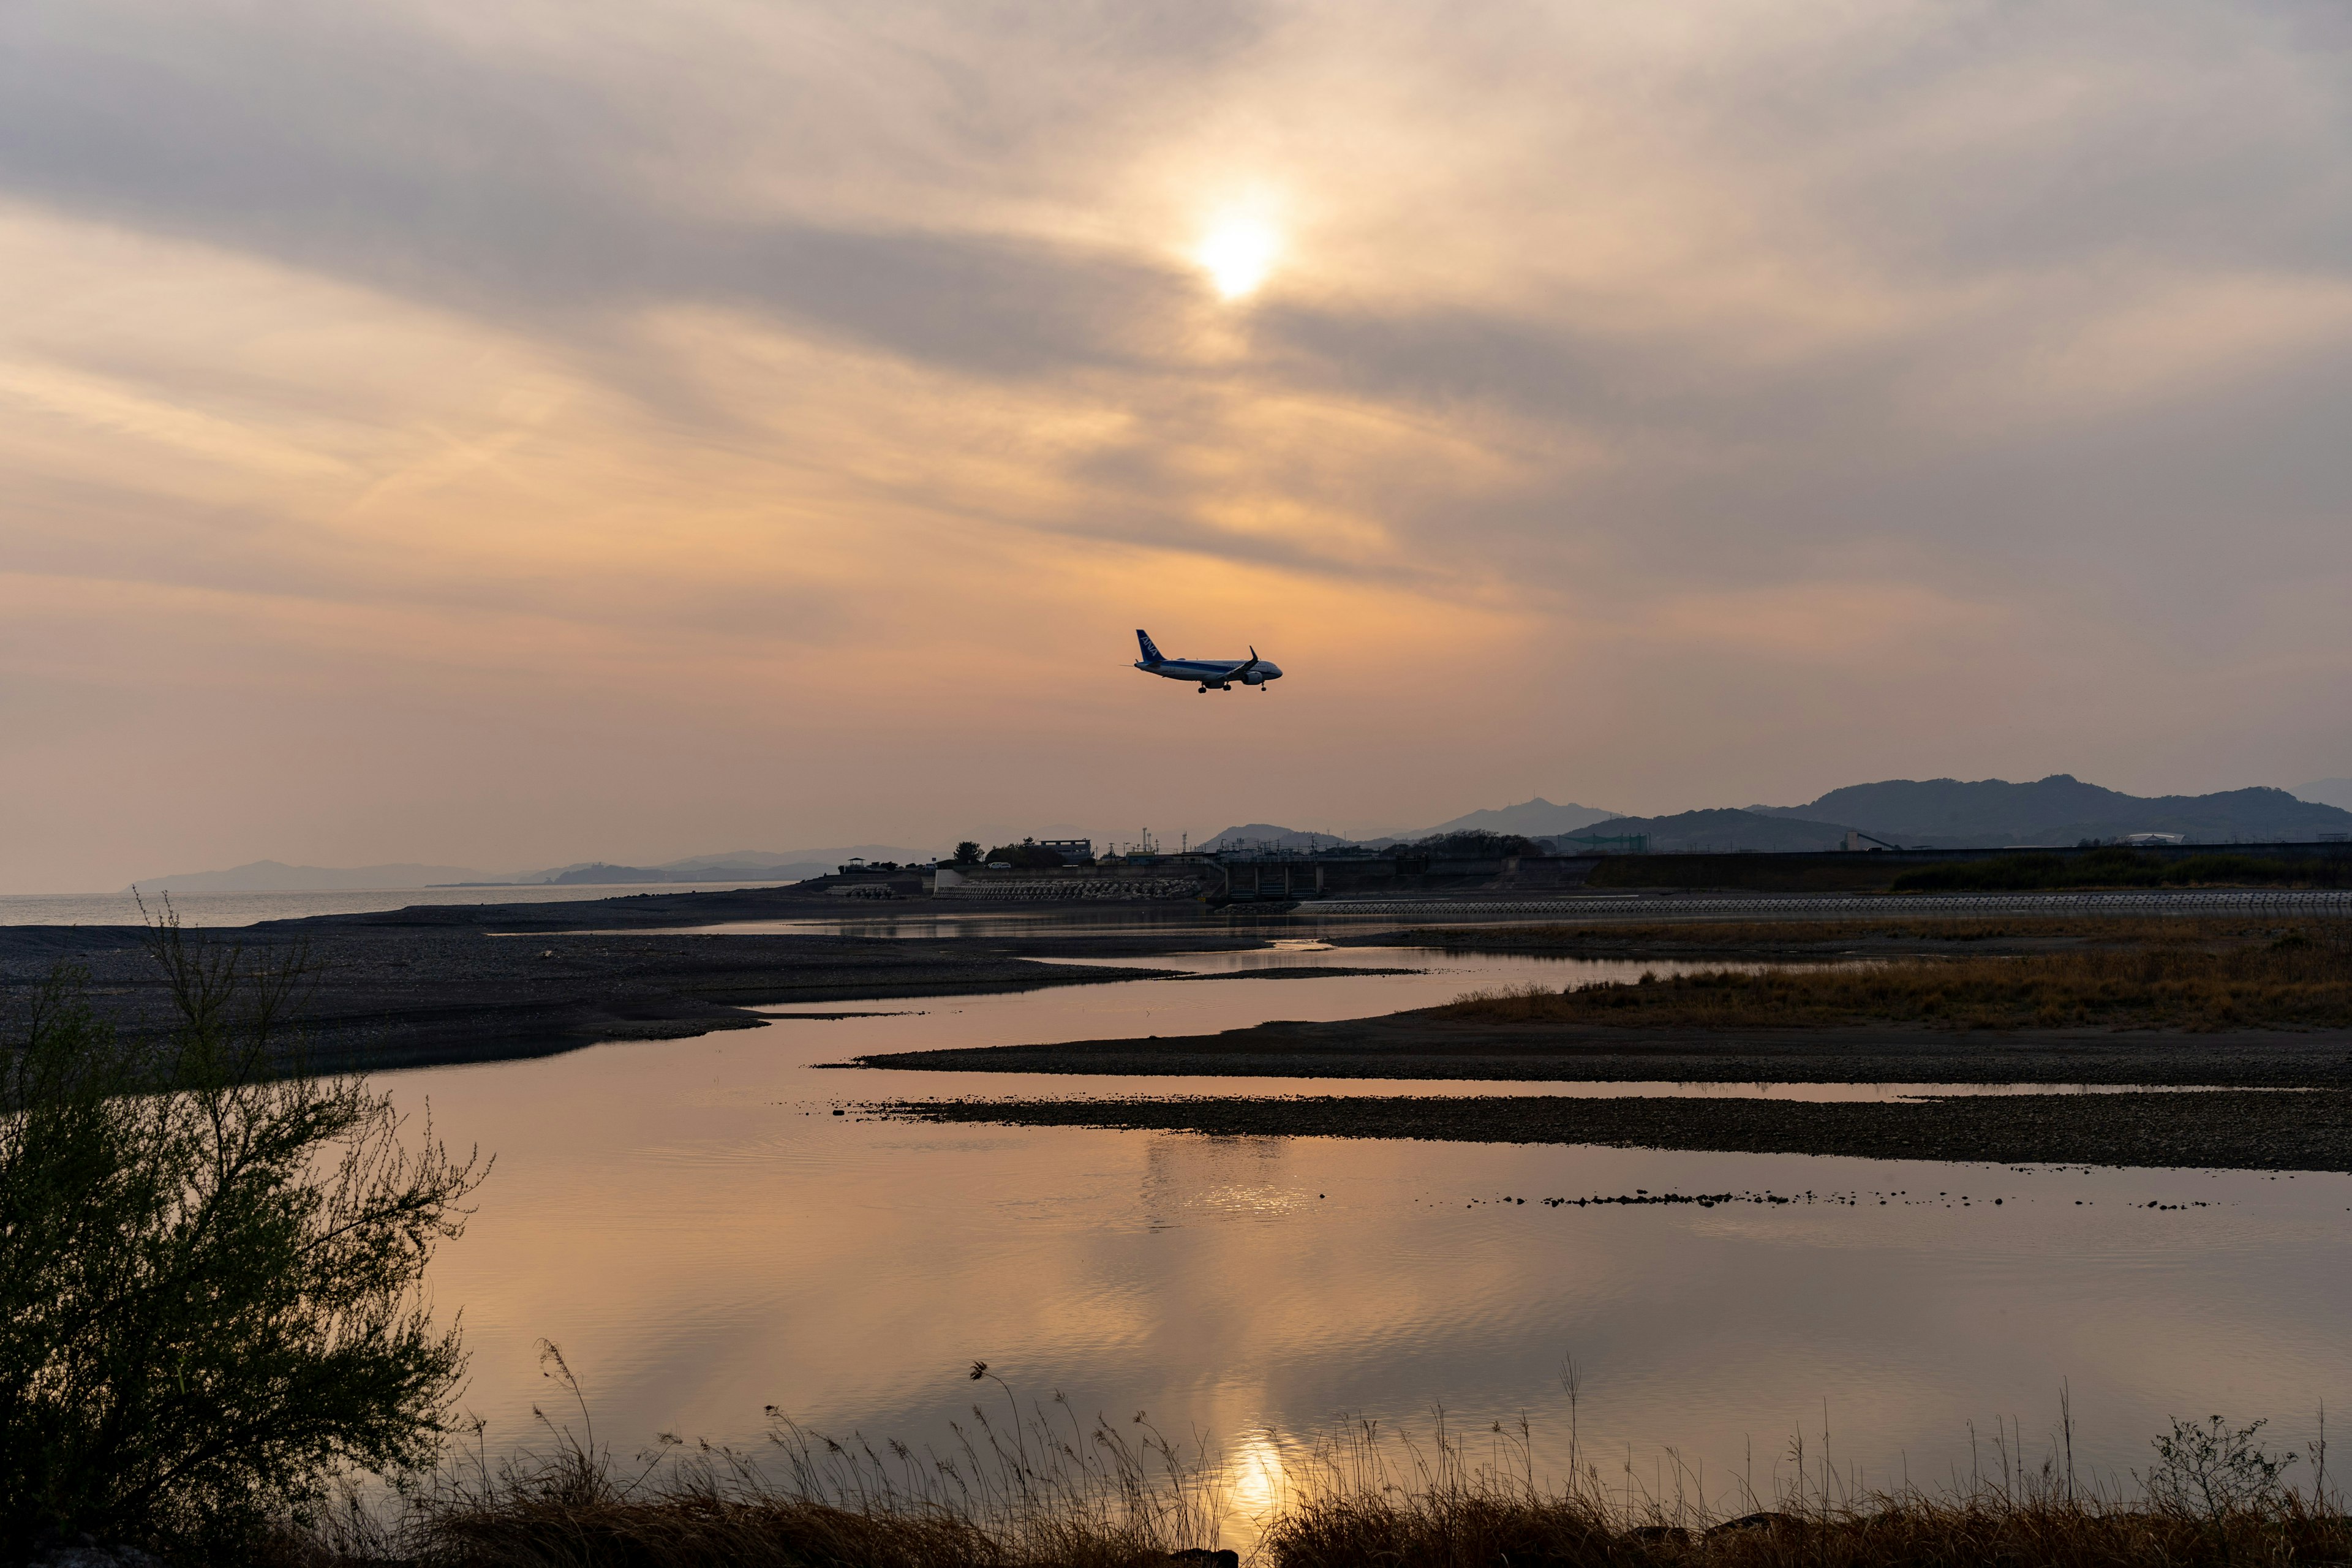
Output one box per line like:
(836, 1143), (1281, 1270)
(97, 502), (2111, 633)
(277, 1359), (2351, 1567)
(289, 1346), (1223, 1567)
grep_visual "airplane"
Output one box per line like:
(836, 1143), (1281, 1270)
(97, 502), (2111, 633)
(1133, 629), (1284, 693)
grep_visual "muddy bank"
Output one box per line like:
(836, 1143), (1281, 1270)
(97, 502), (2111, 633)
(851, 1012), (2352, 1087)
(876, 1089), (2352, 1172)
(0, 922), (1174, 1074)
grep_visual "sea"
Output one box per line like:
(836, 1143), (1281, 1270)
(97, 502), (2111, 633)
(0, 881), (798, 928)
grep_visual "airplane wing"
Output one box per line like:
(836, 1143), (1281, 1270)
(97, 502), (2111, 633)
(1225, 647), (1259, 680)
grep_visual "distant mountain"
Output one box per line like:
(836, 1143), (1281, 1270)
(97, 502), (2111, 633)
(2296, 779), (2352, 813)
(122, 860), (496, 894)
(657, 846), (914, 875)
(509, 845), (919, 884)
(1396, 797), (1619, 840)
(1755, 775), (2352, 847)
(536, 863), (679, 885)
(125, 845), (921, 894)
(1198, 824), (1356, 853)
(1566, 809), (1856, 854)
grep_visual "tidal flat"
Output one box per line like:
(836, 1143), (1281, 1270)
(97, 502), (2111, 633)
(22, 889), (2339, 1547)
(850, 914), (2352, 1168)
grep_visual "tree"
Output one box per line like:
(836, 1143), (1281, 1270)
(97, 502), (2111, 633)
(0, 910), (486, 1557)
(952, 842), (982, 865)
(1415, 831), (1539, 859)
(982, 840), (1065, 870)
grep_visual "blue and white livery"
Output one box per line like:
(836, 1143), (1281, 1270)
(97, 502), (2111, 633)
(1133, 629), (1284, 693)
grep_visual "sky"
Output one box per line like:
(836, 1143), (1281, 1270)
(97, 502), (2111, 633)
(6, 0), (2352, 890)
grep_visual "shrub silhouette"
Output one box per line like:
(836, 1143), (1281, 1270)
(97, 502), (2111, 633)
(0, 908), (486, 1558)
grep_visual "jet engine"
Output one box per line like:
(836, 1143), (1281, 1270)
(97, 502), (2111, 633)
(1242, 669), (1266, 685)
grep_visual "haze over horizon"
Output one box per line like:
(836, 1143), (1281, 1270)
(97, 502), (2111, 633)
(7, 0), (2352, 893)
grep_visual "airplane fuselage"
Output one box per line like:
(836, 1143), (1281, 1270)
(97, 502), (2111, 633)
(1137, 657), (1284, 688)
(1131, 630), (1283, 692)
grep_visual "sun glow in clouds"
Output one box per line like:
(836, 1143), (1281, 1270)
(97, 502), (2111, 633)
(1194, 213), (1283, 300)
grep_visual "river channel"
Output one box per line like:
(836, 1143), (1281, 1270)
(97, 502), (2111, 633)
(397, 939), (2350, 1542)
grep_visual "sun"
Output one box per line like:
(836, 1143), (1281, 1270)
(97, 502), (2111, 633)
(1193, 216), (1281, 300)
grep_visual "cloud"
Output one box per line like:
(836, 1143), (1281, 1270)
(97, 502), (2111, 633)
(3, 0), (2351, 886)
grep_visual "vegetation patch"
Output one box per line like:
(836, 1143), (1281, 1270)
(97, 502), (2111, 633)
(1437, 925), (2352, 1031)
(1, 914), (482, 1561)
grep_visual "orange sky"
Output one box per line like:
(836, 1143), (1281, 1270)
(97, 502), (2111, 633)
(6, 0), (2351, 889)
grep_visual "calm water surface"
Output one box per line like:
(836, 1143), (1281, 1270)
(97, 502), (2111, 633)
(398, 942), (2351, 1542)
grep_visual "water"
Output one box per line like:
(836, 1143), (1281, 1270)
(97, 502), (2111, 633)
(394, 943), (2352, 1544)
(776, 947), (2271, 1100)
(0, 881), (796, 928)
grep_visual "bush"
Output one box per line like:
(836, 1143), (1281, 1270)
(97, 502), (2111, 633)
(2145, 1415), (2297, 1521)
(0, 911), (486, 1558)
(1413, 831), (1539, 859)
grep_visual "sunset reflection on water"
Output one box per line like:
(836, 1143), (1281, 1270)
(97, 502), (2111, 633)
(394, 949), (2352, 1548)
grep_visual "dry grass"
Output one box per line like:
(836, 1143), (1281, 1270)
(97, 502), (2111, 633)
(266, 1365), (2352, 1568)
(1270, 1488), (2352, 1567)
(1438, 924), (2352, 1031)
(1265, 1403), (2352, 1568)
(280, 1349), (1223, 1568)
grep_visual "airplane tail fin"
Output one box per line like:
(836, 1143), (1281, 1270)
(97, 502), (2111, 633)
(1136, 629), (1164, 665)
